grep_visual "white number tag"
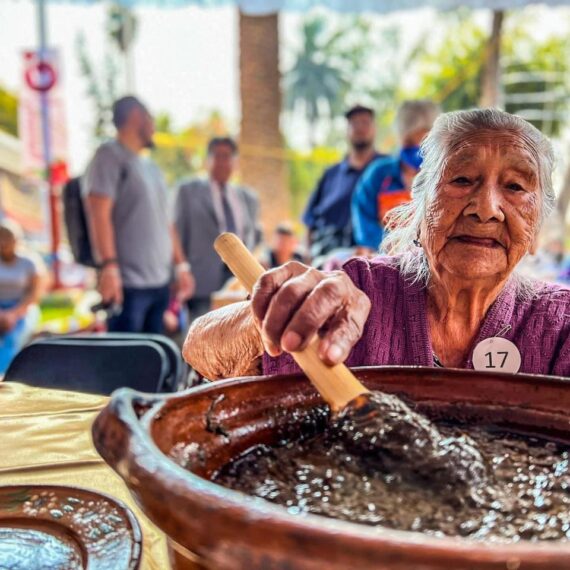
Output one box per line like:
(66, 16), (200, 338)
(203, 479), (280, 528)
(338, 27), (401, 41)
(472, 337), (521, 374)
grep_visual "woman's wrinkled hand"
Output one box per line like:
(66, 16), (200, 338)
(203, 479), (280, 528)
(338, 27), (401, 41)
(251, 261), (371, 366)
(183, 301), (264, 380)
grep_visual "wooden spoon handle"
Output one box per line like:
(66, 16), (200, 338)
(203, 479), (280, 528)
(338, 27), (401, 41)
(214, 233), (369, 412)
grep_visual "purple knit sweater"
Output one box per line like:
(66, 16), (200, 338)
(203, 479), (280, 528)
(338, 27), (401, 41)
(263, 256), (570, 378)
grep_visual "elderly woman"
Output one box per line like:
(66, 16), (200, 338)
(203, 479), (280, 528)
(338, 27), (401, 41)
(184, 109), (570, 380)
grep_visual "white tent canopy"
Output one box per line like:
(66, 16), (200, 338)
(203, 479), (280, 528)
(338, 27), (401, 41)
(50, 0), (570, 13)
(234, 0), (569, 15)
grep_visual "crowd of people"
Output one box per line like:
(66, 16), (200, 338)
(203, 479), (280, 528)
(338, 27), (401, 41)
(81, 95), (311, 337)
(80, 95), (449, 339)
(0, 93), (568, 373)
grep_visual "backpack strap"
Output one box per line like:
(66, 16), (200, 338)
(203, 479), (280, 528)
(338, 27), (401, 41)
(117, 163), (129, 193)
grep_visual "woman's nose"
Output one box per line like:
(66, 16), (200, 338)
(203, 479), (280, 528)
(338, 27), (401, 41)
(464, 181), (505, 223)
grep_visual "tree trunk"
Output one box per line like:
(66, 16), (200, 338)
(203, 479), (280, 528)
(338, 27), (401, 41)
(479, 10), (504, 108)
(239, 9), (290, 237)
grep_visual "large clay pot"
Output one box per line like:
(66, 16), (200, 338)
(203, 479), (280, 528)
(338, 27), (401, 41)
(92, 367), (570, 569)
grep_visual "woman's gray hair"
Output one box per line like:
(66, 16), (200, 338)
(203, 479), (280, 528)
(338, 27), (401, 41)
(382, 108), (556, 287)
(396, 100), (441, 142)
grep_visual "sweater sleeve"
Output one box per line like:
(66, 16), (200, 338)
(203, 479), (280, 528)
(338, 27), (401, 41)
(552, 329), (570, 377)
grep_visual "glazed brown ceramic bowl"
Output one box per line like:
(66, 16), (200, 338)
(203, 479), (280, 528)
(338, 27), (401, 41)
(92, 366), (570, 570)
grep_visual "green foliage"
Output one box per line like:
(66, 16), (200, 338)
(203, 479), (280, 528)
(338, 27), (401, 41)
(284, 15), (431, 152)
(285, 14), (373, 145)
(0, 86), (18, 137)
(76, 3), (136, 144)
(76, 33), (119, 143)
(410, 18), (487, 111)
(407, 12), (570, 135)
(365, 24), (427, 152)
(152, 144), (193, 188)
(502, 33), (570, 137)
(287, 146), (340, 218)
(282, 9), (570, 215)
(151, 112), (194, 187)
(108, 5), (138, 54)
(151, 110), (230, 187)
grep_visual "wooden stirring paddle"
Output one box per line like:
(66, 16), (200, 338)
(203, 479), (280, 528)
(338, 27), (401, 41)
(214, 233), (489, 496)
(214, 232), (368, 412)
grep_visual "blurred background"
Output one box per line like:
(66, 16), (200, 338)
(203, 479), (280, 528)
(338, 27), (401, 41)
(0, 0), (569, 334)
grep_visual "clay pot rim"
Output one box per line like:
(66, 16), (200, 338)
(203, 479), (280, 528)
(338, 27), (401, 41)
(136, 366), (570, 560)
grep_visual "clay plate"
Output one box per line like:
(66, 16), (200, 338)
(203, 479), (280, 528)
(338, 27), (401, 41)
(0, 485), (142, 570)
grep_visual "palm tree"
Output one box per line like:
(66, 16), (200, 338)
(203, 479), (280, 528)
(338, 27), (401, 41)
(108, 4), (138, 92)
(76, 3), (137, 142)
(285, 16), (369, 147)
(239, 10), (290, 235)
(0, 87), (18, 137)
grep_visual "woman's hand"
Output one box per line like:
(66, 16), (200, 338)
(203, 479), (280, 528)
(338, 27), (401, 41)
(183, 301), (264, 380)
(251, 262), (371, 366)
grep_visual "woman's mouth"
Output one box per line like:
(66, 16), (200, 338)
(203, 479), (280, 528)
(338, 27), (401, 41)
(453, 236), (504, 249)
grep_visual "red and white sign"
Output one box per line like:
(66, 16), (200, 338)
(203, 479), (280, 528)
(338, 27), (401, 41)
(25, 58), (58, 93)
(19, 49), (68, 177)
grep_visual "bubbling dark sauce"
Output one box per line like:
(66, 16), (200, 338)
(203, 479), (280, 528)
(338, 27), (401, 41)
(339, 393), (488, 498)
(213, 393), (570, 542)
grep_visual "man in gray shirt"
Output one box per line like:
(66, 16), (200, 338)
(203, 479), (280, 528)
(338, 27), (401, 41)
(84, 96), (194, 333)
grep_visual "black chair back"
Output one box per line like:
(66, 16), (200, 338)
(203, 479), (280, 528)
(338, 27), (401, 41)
(4, 339), (169, 395)
(45, 333), (185, 392)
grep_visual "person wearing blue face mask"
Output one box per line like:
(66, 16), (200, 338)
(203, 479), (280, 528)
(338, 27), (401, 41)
(302, 105), (385, 259)
(352, 100), (440, 253)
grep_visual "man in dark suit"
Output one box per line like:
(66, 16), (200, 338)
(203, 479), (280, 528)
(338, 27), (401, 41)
(175, 137), (262, 320)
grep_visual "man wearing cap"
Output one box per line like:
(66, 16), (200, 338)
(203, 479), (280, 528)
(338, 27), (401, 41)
(352, 100), (440, 253)
(302, 104), (383, 258)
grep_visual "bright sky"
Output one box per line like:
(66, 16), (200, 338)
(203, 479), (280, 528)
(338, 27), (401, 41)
(0, 2), (244, 171)
(0, 1), (568, 174)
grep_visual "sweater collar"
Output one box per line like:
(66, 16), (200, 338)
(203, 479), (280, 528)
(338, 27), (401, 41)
(402, 266), (518, 368)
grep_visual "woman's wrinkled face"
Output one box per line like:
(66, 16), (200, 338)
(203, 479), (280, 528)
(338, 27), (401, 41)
(420, 130), (541, 282)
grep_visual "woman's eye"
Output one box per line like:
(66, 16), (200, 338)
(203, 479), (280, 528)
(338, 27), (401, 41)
(451, 176), (471, 185)
(507, 182), (525, 192)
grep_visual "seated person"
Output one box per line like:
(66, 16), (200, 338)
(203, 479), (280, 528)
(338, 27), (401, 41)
(352, 100), (440, 253)
(0, 220), (43, 373)
(264, 223), (306, 269)
(183, 109), (570, 380)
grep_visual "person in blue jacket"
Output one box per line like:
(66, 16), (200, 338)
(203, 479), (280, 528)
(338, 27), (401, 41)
(352, 100), (440, 253)
(303, 105), (384, 258)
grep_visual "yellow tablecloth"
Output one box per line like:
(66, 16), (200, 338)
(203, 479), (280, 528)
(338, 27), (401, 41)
(0, 381), (169, 569)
